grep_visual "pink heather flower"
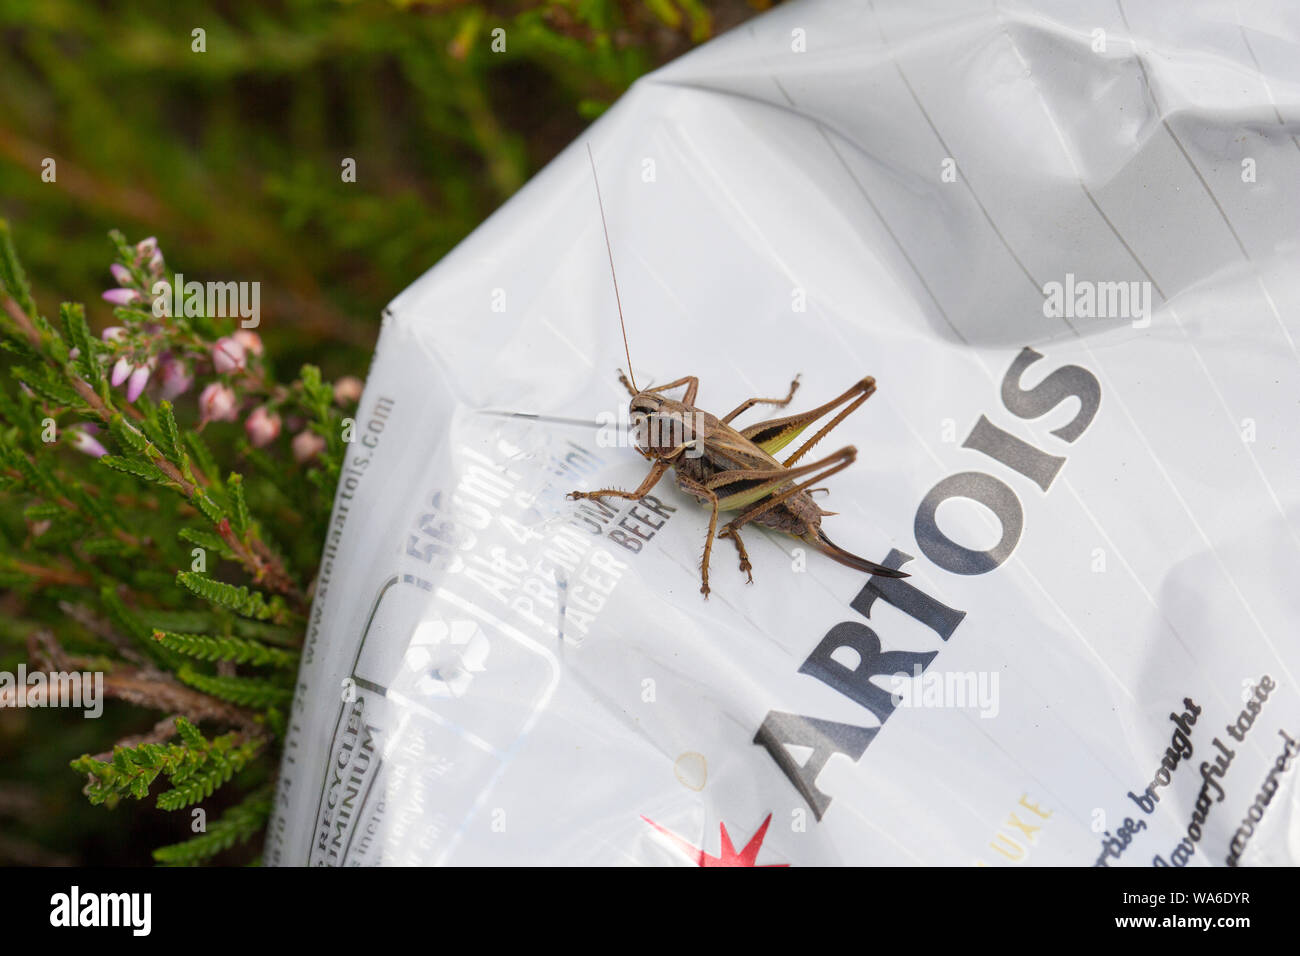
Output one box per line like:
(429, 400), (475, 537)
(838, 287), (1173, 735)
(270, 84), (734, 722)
(125, 359), (155, 403)
(136, 237), (158, 257)
(102, 288), (140, 307)
(212, 336), (247, 374)
(31, 519), (51, 537)
(333, 376), (363, 405)
(110, 263), (132, 286)
(245, 405), (282, 447)
(148, 250), (165, 277)
(110, 356), (132, 387)
(101, 326), (127, 342)
(292, 430), (326, 463)
(68, 424), (107, 459)
(198, 382), (239, 423)
(157, 356), (193, 400)
(233, 330), (263, 356)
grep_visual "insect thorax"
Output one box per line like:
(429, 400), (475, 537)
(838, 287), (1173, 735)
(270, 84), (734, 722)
(631, 408), (705, 457)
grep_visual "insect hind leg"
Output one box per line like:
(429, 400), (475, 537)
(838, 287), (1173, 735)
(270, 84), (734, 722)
(719, 446), (857, 538)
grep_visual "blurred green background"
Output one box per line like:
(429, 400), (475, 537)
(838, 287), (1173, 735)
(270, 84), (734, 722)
(0, 0), (772, 864)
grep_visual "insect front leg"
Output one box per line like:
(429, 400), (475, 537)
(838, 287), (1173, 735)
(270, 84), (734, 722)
(567, 439), (698, 504)
(642, 375), (699, 406)
(568, 458), (671, 503)
(675, 474), (720, 598)
(720, 375), (801, 424)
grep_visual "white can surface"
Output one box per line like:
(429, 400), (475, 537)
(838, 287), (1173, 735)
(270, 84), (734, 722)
(267, 0), (1300, 867)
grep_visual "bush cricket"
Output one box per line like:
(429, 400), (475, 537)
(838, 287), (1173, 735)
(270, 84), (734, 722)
(569, 145), (908, 597)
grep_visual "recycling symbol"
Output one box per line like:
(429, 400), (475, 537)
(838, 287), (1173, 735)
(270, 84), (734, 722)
(403, 619), (489, 699)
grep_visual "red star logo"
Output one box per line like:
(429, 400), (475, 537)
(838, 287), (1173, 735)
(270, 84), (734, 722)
(641, 813), (789, 867)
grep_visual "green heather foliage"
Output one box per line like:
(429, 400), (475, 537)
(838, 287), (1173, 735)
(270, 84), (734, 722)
(0, 222), (336, 864)
(152, 786), (274, 865)
(0, 0), (770, 864)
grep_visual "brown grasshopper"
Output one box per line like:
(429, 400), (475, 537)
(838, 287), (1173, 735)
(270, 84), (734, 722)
(569, 146), (907, 597)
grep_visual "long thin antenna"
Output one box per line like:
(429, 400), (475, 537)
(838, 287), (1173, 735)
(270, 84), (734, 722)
(586, 142), (637, 392)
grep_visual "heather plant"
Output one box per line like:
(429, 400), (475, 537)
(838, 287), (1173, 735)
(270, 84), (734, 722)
(0, 224), (354, 864)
